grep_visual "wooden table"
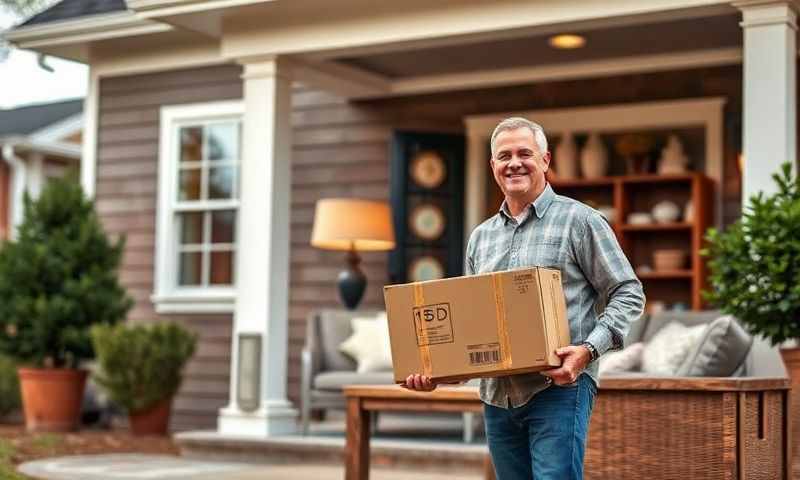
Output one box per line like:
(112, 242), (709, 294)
(343, 384), (494, 480)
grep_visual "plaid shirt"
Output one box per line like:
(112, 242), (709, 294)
(466, 183), (645, 408)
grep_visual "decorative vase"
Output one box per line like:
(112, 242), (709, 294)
(580, 133), (608, 179)
(129, 397), (172, 435)
(653, 249), (686, 271)
(18, 368), (87, 432)
(657, 135), (689, 174)
(555, 132), (578, 179)
(684, 200), (694, 222)
(652, 200), (680, 224)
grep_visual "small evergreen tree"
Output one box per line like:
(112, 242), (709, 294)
(0, 178), (133, 367)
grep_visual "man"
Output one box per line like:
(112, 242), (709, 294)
(403, 117), (645, 479)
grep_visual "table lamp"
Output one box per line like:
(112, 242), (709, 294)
(311, 198), (396, 310)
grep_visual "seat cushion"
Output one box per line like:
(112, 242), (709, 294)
(598, 342), (645, 376)
(676, 315), (753, 377)
(641, 310), (721, 341)
(314, 370), (395, 391)
(339, 313), (393, 373)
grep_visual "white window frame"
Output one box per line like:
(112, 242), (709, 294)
(153, 100), (243, 314)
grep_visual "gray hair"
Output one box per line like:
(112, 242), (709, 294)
(490, 117), (548, 157)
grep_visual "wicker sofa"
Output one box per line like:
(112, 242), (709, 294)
(585, 310), (791, 480)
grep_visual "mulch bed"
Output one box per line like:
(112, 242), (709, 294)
(0, 423), (179, 472)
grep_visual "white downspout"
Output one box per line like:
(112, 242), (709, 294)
(1, 144), (27, 240)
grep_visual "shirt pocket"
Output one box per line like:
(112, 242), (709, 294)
(525, 239), (563, 269)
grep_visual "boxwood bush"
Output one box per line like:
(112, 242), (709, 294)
(0, 355), (19, 418)
(91, 322), (197, 413)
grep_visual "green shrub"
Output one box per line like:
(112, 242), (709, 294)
(703, 162), (800, 345)
(0, 355), (19, 417)
(0, 178), (133, 367)
(91, 322), (197, 413)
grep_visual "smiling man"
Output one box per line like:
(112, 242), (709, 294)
(404, 117), (645, 479)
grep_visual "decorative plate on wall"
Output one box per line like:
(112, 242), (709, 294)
(409, 204), (446, 241)
(409, 256), (445, 282)
(410, 150), (447, 189)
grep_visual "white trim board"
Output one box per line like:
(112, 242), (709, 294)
(29, 112), (83, 144)
(463, 97), (727, 235)
(3, 11), (172, 50)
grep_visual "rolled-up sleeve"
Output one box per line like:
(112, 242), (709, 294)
(577, 212), (645, 356)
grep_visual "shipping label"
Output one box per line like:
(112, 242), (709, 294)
(413, 303), (454, 346)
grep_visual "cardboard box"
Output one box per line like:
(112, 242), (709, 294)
(383, 266), (570, 383)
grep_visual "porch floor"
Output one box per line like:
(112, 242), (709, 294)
(175, 411), (489, 476)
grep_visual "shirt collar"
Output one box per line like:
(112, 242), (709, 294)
(499, 183), (555, 224)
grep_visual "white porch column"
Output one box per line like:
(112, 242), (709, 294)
(218, 56), (298, 436)
(464, 132), (489, 240)
(736, 0), (798, 202)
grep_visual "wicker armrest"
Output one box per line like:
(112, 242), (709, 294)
(598, 376), (790, 392)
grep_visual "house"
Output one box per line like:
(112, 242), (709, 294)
(3, 0), (795, 434)
(0, 99), (83, 240)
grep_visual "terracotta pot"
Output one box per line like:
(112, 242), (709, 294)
(129, 397), (172, 435)
(17, 368), (87, 432)
(780, 346), (800, 470)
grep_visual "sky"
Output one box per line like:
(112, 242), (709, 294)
(0, 8), (87, 110)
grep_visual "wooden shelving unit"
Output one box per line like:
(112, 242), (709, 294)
(551, 172), (713, 310)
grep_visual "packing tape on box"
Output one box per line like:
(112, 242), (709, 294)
(412, 283), (433, 377)
(491, 273), (513, 369)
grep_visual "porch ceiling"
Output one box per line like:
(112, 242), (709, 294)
(336, 14), (742, 79)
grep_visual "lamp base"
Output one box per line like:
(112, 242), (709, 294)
(338, 250), (366, 310)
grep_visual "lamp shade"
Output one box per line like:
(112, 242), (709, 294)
(311, 198), (396, 251)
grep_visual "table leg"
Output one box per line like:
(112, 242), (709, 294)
(345, 396), (371, 480)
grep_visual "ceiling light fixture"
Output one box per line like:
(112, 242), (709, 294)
(548, 34), (586, 49)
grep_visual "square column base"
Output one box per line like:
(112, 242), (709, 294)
(218, 400), (298, 437)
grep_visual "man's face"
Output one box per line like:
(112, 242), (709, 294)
(490, 127), (550, 199)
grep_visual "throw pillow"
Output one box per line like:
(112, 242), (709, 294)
(598, 342), (645, 376)
(338, 313), (393, 373)
(675, 315), (753, 377)
(641, 322), (707, 375)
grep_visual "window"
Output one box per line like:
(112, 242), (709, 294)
(154, 101), (243, 313)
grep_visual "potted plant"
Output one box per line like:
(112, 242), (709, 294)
(0, 178), (132, 432)
(702, 161), (800, 461)
(91, 322), (197, 435)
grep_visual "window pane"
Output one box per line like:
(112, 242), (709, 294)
(180, 126), (203, 162)
(178, 168), (202, 201)
(179, 252), (203, 286)
(211, 210), (236, 243)
(208, 123), (239, 162)
(210, 251), (234, 285)
(208, 166), (235, 199)
(179, 212), (204, 244)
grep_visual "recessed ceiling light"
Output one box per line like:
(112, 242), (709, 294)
(548, 34), (586, 49)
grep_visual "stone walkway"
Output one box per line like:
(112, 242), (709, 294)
(18, 454), (483, 480)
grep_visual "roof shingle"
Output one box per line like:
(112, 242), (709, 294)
(0, 99), (83, 137)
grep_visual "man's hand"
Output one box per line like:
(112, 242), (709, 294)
(401, 373), (437, 392)
(540, 345), (592, 385)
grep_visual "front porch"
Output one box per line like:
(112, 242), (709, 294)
(5, 0), (797, 472)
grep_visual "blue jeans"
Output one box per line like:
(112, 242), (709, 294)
(483, 373), (597, 480)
